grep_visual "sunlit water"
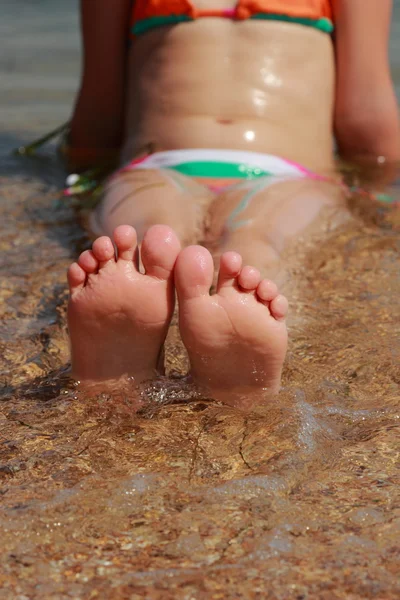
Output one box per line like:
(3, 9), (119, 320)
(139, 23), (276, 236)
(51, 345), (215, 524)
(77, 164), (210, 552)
(1, 2), (400, 598)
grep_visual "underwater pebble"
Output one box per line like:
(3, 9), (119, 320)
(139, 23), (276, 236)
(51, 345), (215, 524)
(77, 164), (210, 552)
(347, 507), (385, 525)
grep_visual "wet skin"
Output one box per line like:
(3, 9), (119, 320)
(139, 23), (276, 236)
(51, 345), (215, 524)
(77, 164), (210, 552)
(68, 225), (288, 399)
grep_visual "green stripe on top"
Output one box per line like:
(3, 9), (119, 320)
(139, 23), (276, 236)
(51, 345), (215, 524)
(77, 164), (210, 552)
(132, 15), (192, 36)
(132, 13), (334, 37)
(251, 14), (334, 33)
(168, 161), (272, 179)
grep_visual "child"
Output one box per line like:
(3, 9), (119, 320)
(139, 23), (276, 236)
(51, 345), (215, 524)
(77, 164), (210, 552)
(66, 0), (399, 400)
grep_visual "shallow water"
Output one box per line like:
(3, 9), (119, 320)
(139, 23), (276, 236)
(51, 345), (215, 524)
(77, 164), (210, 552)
(1, 2), (400, 598)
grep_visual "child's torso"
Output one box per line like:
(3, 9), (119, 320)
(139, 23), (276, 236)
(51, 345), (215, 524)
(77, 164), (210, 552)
(124, 1), (335, 172)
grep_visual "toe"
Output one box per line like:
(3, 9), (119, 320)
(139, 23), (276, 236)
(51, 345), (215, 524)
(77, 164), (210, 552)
(237, 266), (261, 291)
(175, 245), (214, 300)
(270, 294), (289, 321)
(78, 250), (99, 274)
(141, 225), (181, 280)
(91, 236), (116, 267)
(256, 279), (279, 302)
(67, 262), (86, 291)
(216, 251), (242, 292)
(113, 225), (139, 262)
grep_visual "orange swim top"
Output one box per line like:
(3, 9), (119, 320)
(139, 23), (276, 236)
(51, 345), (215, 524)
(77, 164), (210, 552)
(131, 0), (335, 37)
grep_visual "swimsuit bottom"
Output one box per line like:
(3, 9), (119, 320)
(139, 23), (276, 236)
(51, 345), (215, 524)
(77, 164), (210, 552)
(63, 148), (398, 208)
(115, 148), (327, 192)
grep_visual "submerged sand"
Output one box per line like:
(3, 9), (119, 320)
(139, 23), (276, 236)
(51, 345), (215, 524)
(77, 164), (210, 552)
(0, 161), (399, 598)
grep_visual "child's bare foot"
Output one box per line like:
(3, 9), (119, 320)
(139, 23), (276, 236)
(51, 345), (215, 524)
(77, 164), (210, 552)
(175, 247), (288, 403)
(67, 225), (181, 382)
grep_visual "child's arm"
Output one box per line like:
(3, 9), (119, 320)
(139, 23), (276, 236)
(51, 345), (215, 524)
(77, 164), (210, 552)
(68, 0), (132, 170)
(334, 0), (400, 171)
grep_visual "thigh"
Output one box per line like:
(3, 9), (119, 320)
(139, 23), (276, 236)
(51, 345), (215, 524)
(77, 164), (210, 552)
(91, 168), (214, 244)
(207, 176), (347, 254)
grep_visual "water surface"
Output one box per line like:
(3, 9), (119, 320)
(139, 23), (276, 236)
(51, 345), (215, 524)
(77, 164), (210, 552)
(1, 2), (400, 598)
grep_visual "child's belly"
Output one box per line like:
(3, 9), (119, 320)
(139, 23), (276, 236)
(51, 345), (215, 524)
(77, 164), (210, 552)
(123, 19), (335, 172)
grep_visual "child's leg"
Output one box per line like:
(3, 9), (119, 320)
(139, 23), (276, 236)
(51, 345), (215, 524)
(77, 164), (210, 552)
(68, 224), (181, 382)
(67, 168), (213, 382)
(173, 178), (346, 403)
(174, 244), (288, 405)
(90, 168), (214, 246)
(207, 178), (347, 284)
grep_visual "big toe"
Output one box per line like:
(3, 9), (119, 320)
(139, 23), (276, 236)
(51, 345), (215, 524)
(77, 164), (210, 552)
(175, 245), (214, 300)
(141, 225), (181, 280)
